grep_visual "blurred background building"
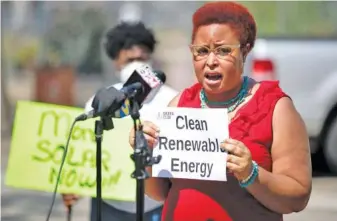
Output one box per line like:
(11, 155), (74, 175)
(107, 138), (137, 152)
(2, 1), (337, 120)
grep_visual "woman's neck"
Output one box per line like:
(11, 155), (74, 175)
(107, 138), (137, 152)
(205, 78), (246, 105)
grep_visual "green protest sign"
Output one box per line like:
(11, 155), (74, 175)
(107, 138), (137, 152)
(5, 101), (136, 201)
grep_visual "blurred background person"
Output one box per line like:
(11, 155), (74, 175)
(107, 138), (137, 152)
(62, 21), (177, 221)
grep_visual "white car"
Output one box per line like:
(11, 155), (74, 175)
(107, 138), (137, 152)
(245, 37), (337, 173)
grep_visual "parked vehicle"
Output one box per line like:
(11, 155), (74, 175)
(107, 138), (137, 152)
(245, 37), (337, 173)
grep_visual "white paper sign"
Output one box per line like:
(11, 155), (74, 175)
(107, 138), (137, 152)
(141, 107), (229, 181)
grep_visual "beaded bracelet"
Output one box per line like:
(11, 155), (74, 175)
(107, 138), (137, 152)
(239, 161), (259, 188)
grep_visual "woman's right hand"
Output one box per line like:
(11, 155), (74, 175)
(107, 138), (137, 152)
(129, 121), (160, 149)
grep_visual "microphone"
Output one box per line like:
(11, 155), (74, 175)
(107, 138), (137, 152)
(122, 65), (163, 105)
(154, 70), (166, 84)
(112, 69), (166, 118)
(120, 82), (143, 97)
(76, 65), (164, 121)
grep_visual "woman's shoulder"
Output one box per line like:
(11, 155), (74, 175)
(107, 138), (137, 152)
(165, 83), (202, 107)
(176, 83), (202, 107)
(239, 79), (291, 122)
(236, 79), (290, 122)
(255, 79), (289, 100)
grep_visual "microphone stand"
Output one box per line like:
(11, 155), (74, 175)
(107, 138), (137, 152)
(129, 95), (162, 221)
(94, 116), (114, 221)
(66, 205), (72, 221)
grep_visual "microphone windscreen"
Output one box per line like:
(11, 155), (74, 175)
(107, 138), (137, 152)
(91, 86), (126, 116)
(154, 70), (166, 84)
(123, 64), (162, 105)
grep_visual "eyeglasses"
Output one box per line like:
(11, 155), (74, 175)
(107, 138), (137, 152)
(189, 44), (241, 60)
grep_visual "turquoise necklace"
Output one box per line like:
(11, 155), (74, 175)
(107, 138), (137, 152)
(200, 76), (249, 113)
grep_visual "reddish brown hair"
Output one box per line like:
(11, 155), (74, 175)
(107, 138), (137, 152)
(192, 1), (257, 49)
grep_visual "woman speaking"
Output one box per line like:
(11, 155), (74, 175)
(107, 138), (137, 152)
(129, 2), (312, 221)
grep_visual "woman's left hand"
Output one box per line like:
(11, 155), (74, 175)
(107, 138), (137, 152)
(221, 138), (253, 182)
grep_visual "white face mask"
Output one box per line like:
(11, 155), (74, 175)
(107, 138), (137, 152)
(119, 60), (152, 83)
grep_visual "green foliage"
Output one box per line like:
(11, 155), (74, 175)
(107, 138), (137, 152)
(240, 1), (337, 38)
(2, 34), (40, 70)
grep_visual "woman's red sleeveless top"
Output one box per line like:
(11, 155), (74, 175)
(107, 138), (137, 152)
(161, 80), (288, 221)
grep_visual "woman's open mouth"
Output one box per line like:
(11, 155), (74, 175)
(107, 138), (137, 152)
(204, 73), (223, 85)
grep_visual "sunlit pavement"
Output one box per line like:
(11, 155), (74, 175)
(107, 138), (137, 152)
(1, 135), (337, 221)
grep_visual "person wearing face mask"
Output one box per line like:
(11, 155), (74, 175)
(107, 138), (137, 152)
(62, 21), (178, 221)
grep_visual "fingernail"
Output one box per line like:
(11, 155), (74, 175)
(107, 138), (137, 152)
(155, 132), (159, 137)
